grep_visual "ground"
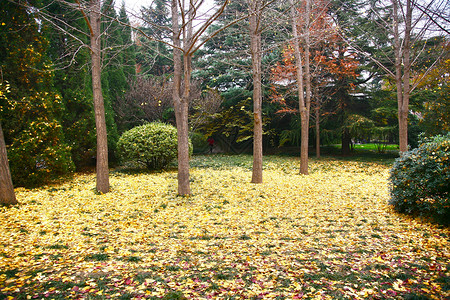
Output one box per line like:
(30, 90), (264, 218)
(0, 155), (448, 299)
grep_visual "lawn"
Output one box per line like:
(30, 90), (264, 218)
(0, 155), (448, 299)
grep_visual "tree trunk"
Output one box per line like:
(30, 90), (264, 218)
(315, 106), (320, 158)
(90, 0), (109, 193)
(175, 100), (190, 195)
(249, 0), (263, 184)
(0, 122), (17, 205)
(393, 0), (412, 153)
(290, 0), (309, 175)
(301, 0), (311, 174)
(172, 0), (191, 195)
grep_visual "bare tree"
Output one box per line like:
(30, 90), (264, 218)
(88, 0), (110, 193)
(289, 0), (312, 175)
(339, 0), (449, 152)
(189, 88), (223, 132)
(27, 0), (112, 193)
(248, 0), (264, 183)
(391, 0), (448, 152)
(117, 76), (173, 127)
(246, 0), (280, 183)
(169, 0), (240, 195)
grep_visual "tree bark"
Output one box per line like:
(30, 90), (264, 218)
(172, 0), (191, 195)
(315, 106), (320, 158)
(393, 0), (412, 153)
(249, 0), (263, 184)
(290, 0), (310, 175)
(90, 0), (109, 193)
(0, 122), (17, 205)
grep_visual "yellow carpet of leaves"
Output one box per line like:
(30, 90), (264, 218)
(0, 155), (449, 299)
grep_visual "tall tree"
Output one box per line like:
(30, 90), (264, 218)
(289, 0), (312, 175)
(45, 0), (97, 169)
(137, 0), (172, 76)
(393, 0), (412, 153)
(118, 1), (136, 79)
(89, 0), (110, 193)
(338, 0), (449, 152)
(168, 0), (233, 195)
(37, 0), (117, 192)
(248, 0), (264, 183)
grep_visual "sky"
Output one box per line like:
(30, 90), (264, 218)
(120, 0), (216, 20)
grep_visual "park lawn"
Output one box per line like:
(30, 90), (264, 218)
(0, 155), (448, 299)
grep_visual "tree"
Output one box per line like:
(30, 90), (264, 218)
(117, 76), (173, 128)
(288, 0), (312, 174)
(169, 0), (233, 195)
(37, 0), (119, 192)
(416, 51), (450, 135)
(89, 0), (110, 193)
(45, 0), (97, 169)
(272, 0), (360, 159)
(248, 0), (264, 183)
(339, 0), (449, 152)
(118, 1), (136, 79)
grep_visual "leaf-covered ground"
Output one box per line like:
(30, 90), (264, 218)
(1, 155), (449, 299)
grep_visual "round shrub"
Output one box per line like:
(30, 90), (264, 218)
(389, 133), (450, 224)
(117, 122), (191, 170)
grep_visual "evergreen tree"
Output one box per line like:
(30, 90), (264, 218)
(44, 0), (97, 169)
(0, 0), (74, 186)
(100, 0), (125, 149)
(136, 0), (172, 76)
(118, 2), (136, 79)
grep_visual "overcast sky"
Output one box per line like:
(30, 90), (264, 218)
(120, 0), (216, 18)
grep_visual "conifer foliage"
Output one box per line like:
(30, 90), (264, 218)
(0, 0), (74, 187)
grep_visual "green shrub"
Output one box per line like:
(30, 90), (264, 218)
(117, 122), (191, 170)
(389, 133), (450, 224)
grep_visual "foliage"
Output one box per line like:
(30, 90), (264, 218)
(117, 122), (191, 170)
(199, 97), (254, 145)
(44, 1), (97, 169)
(389, 133), (450, 224)
(0, 2), (75, 186)
(416, 55), (450, 136)
(0, 156), (448, 299)
(8, 115), (75, 187)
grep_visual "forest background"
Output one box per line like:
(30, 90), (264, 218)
(0, 0), (449, 190)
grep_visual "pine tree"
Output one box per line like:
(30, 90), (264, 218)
(137, 0), (172, 76)
(118, 2), (136, 79)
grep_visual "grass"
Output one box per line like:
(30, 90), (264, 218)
(0, 154), (448, 299)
